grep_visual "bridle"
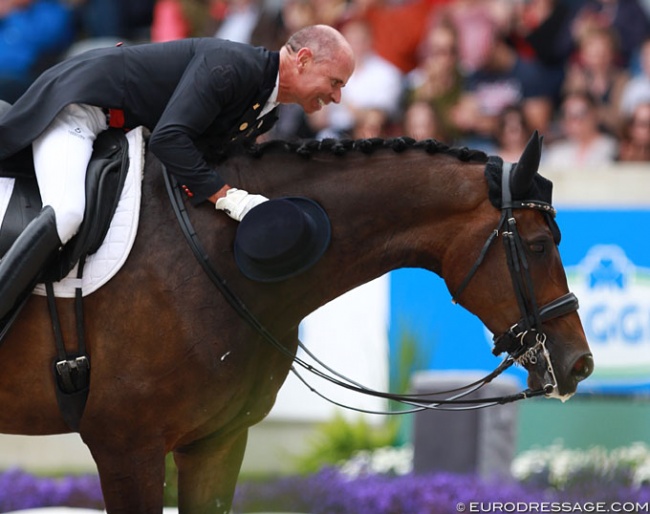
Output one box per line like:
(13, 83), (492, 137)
(163, 157), (579, 413)
(450, 159), (580, 402)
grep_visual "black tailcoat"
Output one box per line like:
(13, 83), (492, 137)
(0, 38), (280, 204)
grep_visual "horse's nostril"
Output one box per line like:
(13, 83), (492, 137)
(571, 353), (594, 382)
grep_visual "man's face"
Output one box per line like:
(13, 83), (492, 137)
(562, 97), (596, 139)
(292, 48), (354, 114)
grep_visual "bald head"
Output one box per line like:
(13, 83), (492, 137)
(286, 24), (354, 66)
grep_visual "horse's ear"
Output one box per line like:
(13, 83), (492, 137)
(510, 130), (542, 198)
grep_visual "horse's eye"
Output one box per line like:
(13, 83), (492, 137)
(529, 242), (546, 254)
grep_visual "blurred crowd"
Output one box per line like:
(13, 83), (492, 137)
(3, 0), (650, 167)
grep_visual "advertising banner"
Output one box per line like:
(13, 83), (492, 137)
(389, 209), (650, 395)
(561, 210), (650, 393)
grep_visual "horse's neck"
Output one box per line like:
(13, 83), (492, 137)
(226, 148), (488, 320)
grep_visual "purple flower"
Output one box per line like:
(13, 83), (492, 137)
(0, 468), (103, 512)
(232, 468), (650, 514)
(3, 466), (650, 514)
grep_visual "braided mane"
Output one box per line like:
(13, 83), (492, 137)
(237, 137), (489, 164)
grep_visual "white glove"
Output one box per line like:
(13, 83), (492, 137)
(215, 188), (268, 222)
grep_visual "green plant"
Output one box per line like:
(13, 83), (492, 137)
(294, 413), (398, 474)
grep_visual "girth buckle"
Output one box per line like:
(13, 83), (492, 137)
(55, 356), (90, 394)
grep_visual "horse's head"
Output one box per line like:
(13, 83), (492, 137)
(446, 132), (593, 399)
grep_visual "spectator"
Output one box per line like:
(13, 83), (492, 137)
(118, 0), (156, 39)
(247, 0), (347, 51)
(70, 0), (155, 40)
(402, 100), (446, 141)
(312, 18), (404, 139)
(448, 34), (555, 149)
(352, 107), (389, 139)
(406, 20), (464, 141)
(213, 0), (262, 43)
(150, 0), (187, 41)
(493, 103), (532, 162)
(0, 0), (75, 103)
(509, 0), (577, 67)
(65, 0), (119, 38)
(619, 37), (650, 117)
(618, 101), (650, 161)
(249, 0), (319, 52)
(435, 0), (513, 75)
(570, 0), (650, 68)
(344, 0), (452, 74)
(313, 0), (347, 28)
(544, 90), (618, 168)
(562, 26), (629, 135)
(507, 0), (578, 103)
(151, 0), (217, 41)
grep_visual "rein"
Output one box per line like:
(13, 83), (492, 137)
(162, 158), (576, 412)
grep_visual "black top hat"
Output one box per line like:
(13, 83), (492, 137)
(234, 197), (332, 282)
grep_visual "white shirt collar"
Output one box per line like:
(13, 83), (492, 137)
(257, 72), (280, 118)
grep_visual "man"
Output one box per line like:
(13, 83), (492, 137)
(0, 24), (355, 322)
(544, 90), (618, 169)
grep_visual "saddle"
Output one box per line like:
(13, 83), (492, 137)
(0, 128), (131, 280)
(0, 128), (131, 432)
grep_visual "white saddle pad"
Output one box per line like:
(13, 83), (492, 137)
(0, 127), (145, 298)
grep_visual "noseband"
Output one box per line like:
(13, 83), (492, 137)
(451, 160), (579, 398)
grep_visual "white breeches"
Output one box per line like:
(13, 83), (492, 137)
(32, 103), (108, 244)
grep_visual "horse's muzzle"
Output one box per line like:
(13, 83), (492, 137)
(528, 349), (594, 400)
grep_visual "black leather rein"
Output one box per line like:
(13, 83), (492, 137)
(162, 162), (574, 412)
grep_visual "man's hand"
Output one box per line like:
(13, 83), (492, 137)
(215, 188), (268, 222)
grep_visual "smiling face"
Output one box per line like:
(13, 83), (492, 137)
(291, 47), (354, 113)
(277, 25), (355, 114)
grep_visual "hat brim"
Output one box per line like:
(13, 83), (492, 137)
(234, 197), (331, 283)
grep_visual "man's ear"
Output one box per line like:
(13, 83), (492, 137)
(296, 47), (313, 69)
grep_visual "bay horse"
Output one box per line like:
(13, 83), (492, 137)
(0, 132), (592, 513)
